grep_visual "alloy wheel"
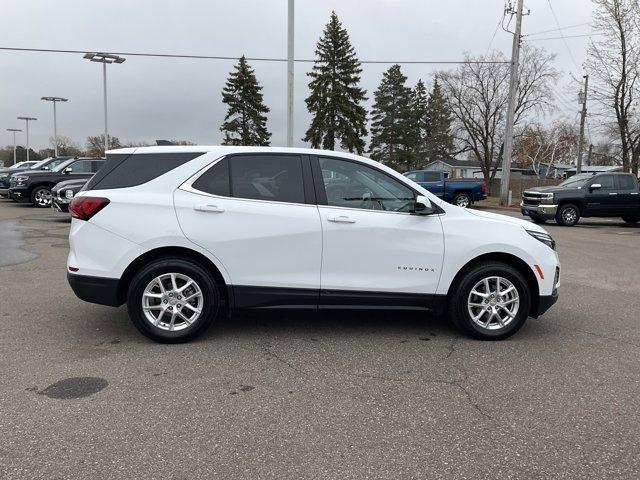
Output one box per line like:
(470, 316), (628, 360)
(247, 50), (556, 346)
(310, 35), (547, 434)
(467, 276), (520, 330)
(35, 189), (52, 207)
(562, 207), (578, 225)
(456, 195), (470, 208)
(141, 273), (205, 331)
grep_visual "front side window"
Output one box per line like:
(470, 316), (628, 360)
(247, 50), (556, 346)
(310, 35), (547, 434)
(424, 172), (441, 182)
(594, 175), (614, 190)
(319, 157), (415, 212)
(69, 160), (94, 173)
(405, 172), (422, 182)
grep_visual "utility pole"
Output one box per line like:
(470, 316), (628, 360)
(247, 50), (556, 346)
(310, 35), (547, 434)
(286, 0), (295, 147)
(587, 143), (593, 167)
(6, 128), (22, 165)
(41, 96), (69, 157)
(576, 74), (589, 174)
(17, 117), (37, 162)
(499, 0), (525, 206)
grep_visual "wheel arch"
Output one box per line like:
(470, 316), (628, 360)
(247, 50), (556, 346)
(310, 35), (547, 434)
(557, 198), (584, 215)
(446, 252), (540, 317)
(117, 246), (231, 309)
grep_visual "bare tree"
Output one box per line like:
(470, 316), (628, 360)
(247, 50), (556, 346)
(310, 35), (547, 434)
(50, 135), (83, 156)
(586, 0), (640, 175)
(439, 46), (557, 187)
(515, 120), (579, 177)
(85, 135), (122, 157)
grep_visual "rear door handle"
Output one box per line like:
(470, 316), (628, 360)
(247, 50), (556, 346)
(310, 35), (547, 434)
(328, 215), (356, 224)
(194, 204), (225, 213)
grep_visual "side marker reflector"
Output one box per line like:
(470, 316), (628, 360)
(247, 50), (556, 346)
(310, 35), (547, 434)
(534, 264), (544, 280)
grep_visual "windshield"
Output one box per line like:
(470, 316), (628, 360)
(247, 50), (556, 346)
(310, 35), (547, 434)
(30, 159), (52, 170)
(559, 174), (593, 188)
(51, 158), (76, 172)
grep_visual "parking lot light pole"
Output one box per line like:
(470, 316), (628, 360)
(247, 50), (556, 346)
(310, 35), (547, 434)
(83, 52), (125, 154)
(41, 96), (68, 157)
(6, 128), (22, 165)
(17, 117), (37, 162)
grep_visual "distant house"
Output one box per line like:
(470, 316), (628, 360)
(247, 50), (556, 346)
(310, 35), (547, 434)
(564, 165), (622, 177)
(471, 167), (536, 180)
(423, 159), (483, 178)
(538, 163), (573, 178)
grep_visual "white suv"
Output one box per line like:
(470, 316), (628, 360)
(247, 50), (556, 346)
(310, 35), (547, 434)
(68, 146), (560, 342)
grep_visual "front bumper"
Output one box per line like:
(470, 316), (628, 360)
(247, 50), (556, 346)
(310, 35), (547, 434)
(67, 272), (122, 307)
(8, 187), (30, 203)
(0, 187), (9, 196)
(52, 197), (70, 212)
(520, 202), (558, 218)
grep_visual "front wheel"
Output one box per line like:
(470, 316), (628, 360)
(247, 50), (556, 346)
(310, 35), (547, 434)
(449, 262), (531, 340)
(453, 192), (472, 208)
(127, 257), (221, 343)
(556, 204), (580, 226)
(31, 186), (52, 208)
(622, 215), (639, 224)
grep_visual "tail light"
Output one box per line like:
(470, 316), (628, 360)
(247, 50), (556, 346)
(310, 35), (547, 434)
(481, 183), (487, 193)
(70, 196), (110, 220)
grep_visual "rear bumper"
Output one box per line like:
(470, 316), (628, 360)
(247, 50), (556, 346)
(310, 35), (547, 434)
(520, 203), (558, 218)
(67, 272), (122, 307)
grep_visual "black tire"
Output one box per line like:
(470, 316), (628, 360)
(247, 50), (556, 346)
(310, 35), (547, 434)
(555, 203), (580, 226)
(127, 257), (221, 343)
(529, 213), (547, 224)
(453, 192), (472, 208)
(622, 215), (639, 224)
(30, 186), (52, 208)
(448, 261), (531, 340)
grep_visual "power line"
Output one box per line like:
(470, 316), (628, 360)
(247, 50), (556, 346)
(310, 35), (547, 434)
(524, 22), (590, 37)
(546, 0), (579, 69)
(526, 32), (604, 42)
(0, 46), (510, 65)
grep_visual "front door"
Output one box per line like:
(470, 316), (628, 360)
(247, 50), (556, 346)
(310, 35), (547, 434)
(314, 156), (445, 307)
(174, 154), (322, 307)
(585, 174), (618, 215)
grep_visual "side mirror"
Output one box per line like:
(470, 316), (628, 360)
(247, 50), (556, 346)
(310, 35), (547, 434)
(64, 167), (73, 174)
(415, 195), (435, 215)
(589, 183), (602, 191)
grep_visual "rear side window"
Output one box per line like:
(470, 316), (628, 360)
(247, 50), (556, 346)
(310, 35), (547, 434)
(191, 154), (305, 204)
(618, 175), (637, 190)
(86, 152), (204, 190)
(192, 159), (230, 196)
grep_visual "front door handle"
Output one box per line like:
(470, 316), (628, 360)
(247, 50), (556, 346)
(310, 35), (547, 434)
(328, 215), (356, 224)
(609, 192), (618, 195)
(194, 204), (225, 213)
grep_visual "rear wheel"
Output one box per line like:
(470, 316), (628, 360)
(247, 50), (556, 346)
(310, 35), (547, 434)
(127, 257), (221, 343)
(31, 186), (52, 208)
(449, 262), (531, 340)
(453, 192), (472, 208)
(622, 215), (639, 224)
(556, 204), (580, 226)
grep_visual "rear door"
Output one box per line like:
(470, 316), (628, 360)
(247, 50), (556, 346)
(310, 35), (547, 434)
(174, 153), (322, 307)
(615, 174), (640, 215)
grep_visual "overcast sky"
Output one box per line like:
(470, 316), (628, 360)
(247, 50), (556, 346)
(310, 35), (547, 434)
(1, 0), (594, 151)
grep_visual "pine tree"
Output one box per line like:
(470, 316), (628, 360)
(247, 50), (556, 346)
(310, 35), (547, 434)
(369, 64), (418, 170)
(423, 78), (454, 161)
(411, 79), (429, 164)
(303, 12), (368, 153)
(220, 55), (271, 146)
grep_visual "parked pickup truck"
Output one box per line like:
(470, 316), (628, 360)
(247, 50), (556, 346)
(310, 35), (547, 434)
(521, 172), (640, 226)
(403, 170), (487, 207)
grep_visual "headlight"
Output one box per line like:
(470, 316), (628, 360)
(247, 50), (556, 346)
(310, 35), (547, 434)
(65, 189), (74, 199)
(527, 230), (556, 250)
(14, 175), (28, 185)
(539, 192), (554, 204)
(0, 174), (8, 181)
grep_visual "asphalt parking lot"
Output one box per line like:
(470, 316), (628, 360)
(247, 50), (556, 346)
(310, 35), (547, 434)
(1, 199), (639, 479)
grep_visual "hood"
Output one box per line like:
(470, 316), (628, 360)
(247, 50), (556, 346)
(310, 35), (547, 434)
(525, 185), (580, 194)
(465, 208), (547, 233)
(54, 178), (88, 189)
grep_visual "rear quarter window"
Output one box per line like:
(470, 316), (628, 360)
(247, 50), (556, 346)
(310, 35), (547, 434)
(86, 152), (204, 190)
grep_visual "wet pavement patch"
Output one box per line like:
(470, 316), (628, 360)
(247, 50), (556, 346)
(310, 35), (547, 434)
(0, 219), (39, 267)
(36, 377), (108, 399)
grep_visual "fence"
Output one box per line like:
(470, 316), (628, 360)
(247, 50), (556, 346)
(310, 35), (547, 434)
(487, 177), (561, 199)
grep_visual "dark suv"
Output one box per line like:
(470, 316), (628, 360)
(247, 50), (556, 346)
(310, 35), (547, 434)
(0, 157), (71, 196)
(521, 172), (640, 226)
(9, 157), (105, 208)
